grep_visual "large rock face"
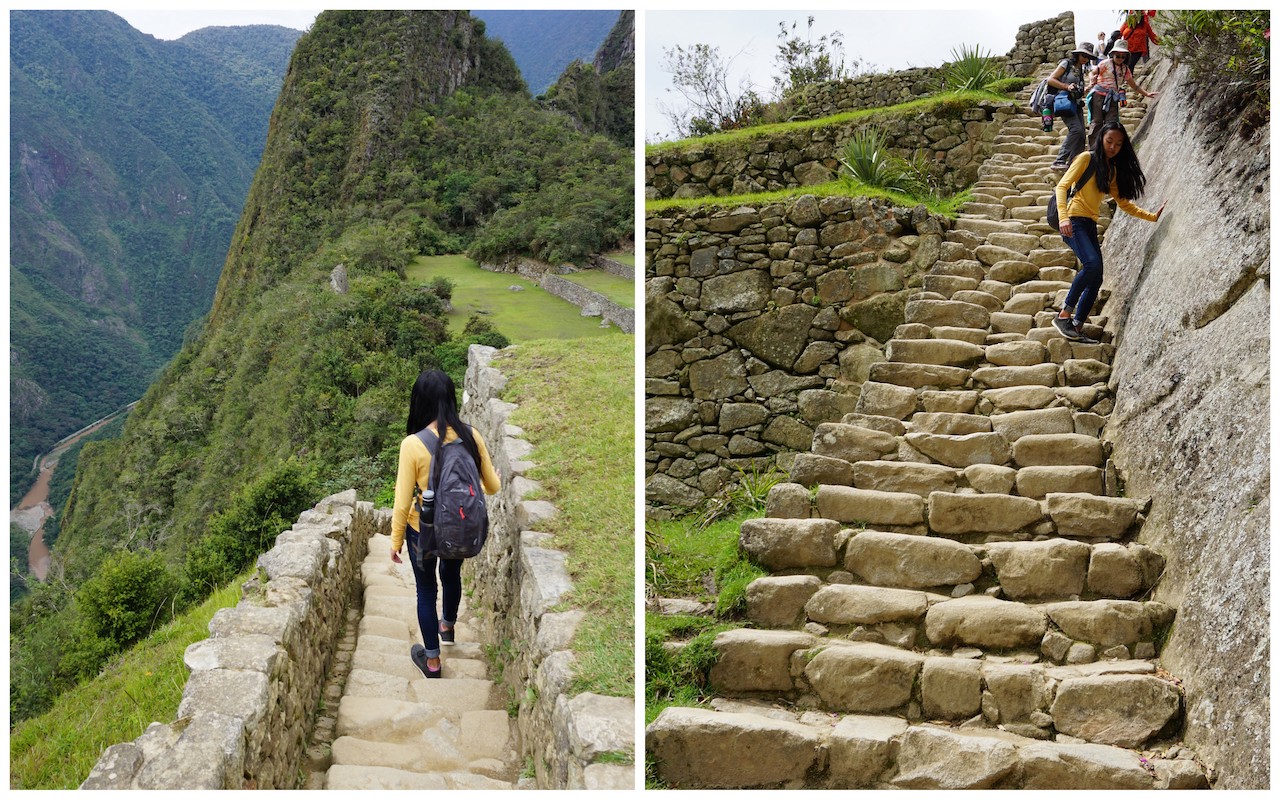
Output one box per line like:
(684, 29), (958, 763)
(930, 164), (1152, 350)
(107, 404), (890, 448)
(1099, 59), (1268, 788)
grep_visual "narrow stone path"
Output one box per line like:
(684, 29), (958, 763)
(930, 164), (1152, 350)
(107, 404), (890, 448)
(312, 530), (522, 790)
(648, 75), (1210, 789)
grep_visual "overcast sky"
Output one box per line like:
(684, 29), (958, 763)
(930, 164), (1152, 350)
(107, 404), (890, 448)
(645, 7), (1132, 141)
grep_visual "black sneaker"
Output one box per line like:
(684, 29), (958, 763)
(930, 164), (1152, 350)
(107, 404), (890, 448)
(410, 644), (442, 678)
(1052, 316), (1081, 340)
(439, 623), (455, 646)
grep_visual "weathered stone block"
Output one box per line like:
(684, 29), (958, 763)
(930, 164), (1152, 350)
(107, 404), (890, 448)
(1012, 434), (1104, 467)
(765, 482), (812, 518)
(1050, 675), (1182, 747)
(854, 381), (918, 419)
(740, 518), (839, 570)
(986, 538), (1090, 599)
(1015, 466), (1103, 499)
(982, 663), (1049, 722)
(818, 485), (925, 527)
(846, 530), (981, 588)
(928, 492), (1043, 534)
(911, 412), (991, 435)
(989, 407), (1075, 441)
(827, 716), (906, 788)
(805, 642), (923, 712)
(905, 431), (1010, 468)
(1047, 493), (1144, 538)
(922, 657), (982, 720)
(1045, 600), (1154, 645)
(972, 364), (1060, 388)
(645, 707), (822, 789)
(804, 584), (928, 625)
(890, 727), (1019, 789)
(924, 596), (1048, 649)
(812, 423), (899, 464)
(1019, 742), (1154, 789)
(747, 576), (823, 628)
(789, 453), (854, 487)
(854, 460), (958, 497)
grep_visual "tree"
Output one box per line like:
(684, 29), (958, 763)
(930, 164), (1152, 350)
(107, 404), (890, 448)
(658, 43), (763, 138)
(773, 16), (849, 97)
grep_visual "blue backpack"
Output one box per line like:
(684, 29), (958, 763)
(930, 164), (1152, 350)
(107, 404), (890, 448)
(412, 426), (489, 565)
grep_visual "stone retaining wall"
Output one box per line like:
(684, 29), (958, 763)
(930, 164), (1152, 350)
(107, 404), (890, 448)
(541, 273), (635, 333)
(646, 100), (1017, 201)
(645, 196), (950, 518)
(789, 12), (1073, 121)
(462, 344), (635, 790)
(590, 254), (635, 280)
(82, 491), (376, 789)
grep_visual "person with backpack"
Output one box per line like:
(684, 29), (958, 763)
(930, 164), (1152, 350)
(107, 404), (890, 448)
(1084, 39), (1158, 149)
(1122, 11), (1160, 66)
(1047, 42), (1098, 172)
(390, 369), (500, 678)
(1051, 121), (1165, 344)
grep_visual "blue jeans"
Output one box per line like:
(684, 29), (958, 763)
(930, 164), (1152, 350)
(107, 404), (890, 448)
(1061, 217), (1103, 323)
(407, 526), (462, 658)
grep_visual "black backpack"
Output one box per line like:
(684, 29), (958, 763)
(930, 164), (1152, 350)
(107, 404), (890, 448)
(412, 426), (489, 566)
(1046, 158), (1099, 229)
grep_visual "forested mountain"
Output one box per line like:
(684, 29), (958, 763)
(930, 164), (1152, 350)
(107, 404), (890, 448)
(12, 9), (632, 723)
(472, 9), (619, 95)
(9, 11), (302, 502)
(541, 11), (634, 145)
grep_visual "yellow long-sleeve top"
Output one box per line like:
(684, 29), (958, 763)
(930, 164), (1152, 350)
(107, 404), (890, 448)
(1056, 152), (1159, 224)
(391, 424), (501, 553)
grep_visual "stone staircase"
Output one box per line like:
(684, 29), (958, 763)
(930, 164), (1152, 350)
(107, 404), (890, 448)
(309, 530), (522, 789)
(647, 78), (1210, 790)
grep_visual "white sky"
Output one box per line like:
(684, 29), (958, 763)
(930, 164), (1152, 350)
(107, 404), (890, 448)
(644, 6), (1131, 141)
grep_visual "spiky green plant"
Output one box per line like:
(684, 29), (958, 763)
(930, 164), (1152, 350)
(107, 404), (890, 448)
(940, 43), (1007, 93)
(837, 128), (920, 195)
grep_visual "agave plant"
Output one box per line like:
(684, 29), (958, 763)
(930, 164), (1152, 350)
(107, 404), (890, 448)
(837, 128), (921, 195)
(940, 43), (1007, 93)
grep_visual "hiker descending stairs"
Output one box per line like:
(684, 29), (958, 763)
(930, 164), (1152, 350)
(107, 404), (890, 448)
(647, 71), (1210, 790)
(306, 527), (521, 789)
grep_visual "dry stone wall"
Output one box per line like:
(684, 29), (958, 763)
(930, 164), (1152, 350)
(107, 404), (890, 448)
(788, 12), (1073, 121)
(541, 273), (635, 333)
(462, 345), (635, 790)
(646, 100), (1018, 201)
(82, 491), (376, 789)
(645, 196), (952, 516)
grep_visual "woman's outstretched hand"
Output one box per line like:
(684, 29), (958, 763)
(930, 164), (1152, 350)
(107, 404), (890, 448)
(1155, 201), (1167, 220)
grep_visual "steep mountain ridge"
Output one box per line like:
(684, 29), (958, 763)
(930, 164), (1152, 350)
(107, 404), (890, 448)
(9, 11), (301, 500)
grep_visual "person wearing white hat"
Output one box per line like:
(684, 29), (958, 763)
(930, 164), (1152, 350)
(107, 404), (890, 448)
(1084, 38), (1159, 148)
(1048, 42), (1099, 171)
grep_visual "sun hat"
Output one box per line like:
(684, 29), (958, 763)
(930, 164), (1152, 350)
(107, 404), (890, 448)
(1110, 40), (1131, 56)
(1070, 42), (1097, 61)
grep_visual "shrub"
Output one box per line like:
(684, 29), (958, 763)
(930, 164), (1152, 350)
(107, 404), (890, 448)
(77, 550), (181, 648)
(1162, 10), (1269, 133)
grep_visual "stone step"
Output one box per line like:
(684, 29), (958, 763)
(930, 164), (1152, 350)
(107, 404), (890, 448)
(646, 705), (1207, 789)
(326, 764), (515, 790)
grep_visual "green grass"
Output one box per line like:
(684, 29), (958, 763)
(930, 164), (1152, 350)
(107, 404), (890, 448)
(497, 335), (634, 698)
(644, 612), (741, 726)
(405, 254), (627, 341)
(603, 250), (635, 267)
(645, 89), (1010, 156)
(560, 269), (636, 308)
(646, 178), (974, 219)
(9, 574), (249, 789)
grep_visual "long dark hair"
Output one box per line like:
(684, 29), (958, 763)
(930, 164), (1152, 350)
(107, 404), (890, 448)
(1090, 121), (1146, 201)
(406, 369), (481, 468)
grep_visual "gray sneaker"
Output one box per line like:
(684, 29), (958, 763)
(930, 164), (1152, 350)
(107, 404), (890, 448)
(1072, 322), (1099, 345)
(1052, 316), (1081, 340)
(410, 644), (442, 679)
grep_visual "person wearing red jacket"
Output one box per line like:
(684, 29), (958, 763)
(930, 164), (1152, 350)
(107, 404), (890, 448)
(1122, 11), (1160, 65)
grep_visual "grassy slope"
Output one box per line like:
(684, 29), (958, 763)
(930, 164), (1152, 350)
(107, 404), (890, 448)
(496, 335), (634, 697)
(406, 255), (627, 339)
(9, 575), (248, 789)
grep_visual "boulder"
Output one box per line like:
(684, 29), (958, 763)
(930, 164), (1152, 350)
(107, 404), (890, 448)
(805, 642), (923, 712)
(1047, 493), (1144, 538)
(746, 576), (823, 628)
(922, 657), (983, 719)
(789, 453), (855, 487)
(928, 492), (1043, 535)
(904, 431), (1011, 468)
(854, 460), (958, 497)
(890, 727), (1019, 789)
(1044, 600), (1154, 645)
(812, 423), (899, 464)
(709, 629), (814, 692)
(1019, 742), (1154, 789)
(804, 584), (929, 625)
(924, 596), (1048, 649)
(817, 486), (925, 527)
(827, 716), (907, 788)
(986, 539), (1091, 599)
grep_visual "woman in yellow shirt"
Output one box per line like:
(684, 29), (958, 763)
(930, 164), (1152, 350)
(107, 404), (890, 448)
(390, 369), (501, 677)
(1052, 121), (1165, 344)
